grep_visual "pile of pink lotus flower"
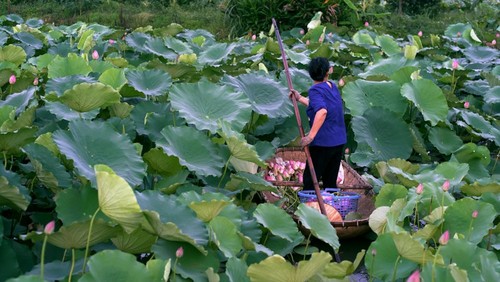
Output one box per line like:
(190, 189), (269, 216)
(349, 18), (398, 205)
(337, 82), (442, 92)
(264, 157), (306, 182)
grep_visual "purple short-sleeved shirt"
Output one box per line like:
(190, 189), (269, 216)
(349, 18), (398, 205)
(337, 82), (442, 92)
(306, 81), (347, 147)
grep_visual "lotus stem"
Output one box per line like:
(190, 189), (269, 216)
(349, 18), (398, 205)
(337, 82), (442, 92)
(82, 207), (100, 273)
(40, 234), (49, 280)
(303, 232), (312, 261)
(3, 151), (7, 169)
(450, 70), (456, 94)
(68, 248), (76, 282)
(369, 252), (375, 282)
(431, 247), (441, 282)
(491, 152), (499, 174)
(391, 255), (401, 282)
(62, 248), (67, 262)
(217, 158), (230, 188)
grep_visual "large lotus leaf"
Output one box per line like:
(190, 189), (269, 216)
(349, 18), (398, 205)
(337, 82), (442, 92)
(484, 86), (500, 104)
(443, 197), (496, 244)
(343, 80), (407, 117)
(125, 69), (172, 97)
(460, 111), (500, 146)
(89, 60), (114, 75)
(0, 127), (37, 153)
(79, 250), (153, 282)
(169, 79), (251, 133)
(351, 107), (413, 164)
(48, 220), (118, 249)
(223, 73), (292, 118)
(189, 199), (231, 223)
(0, 87), (35, 115)
(143, 148), (183, 177)
(0, 105), (36, 133)
(280, 67), (311, 94)
(125, 32), (152, 53)
(375, 184), (408, 208)
(45, 101), (99, 121)
(392, 232), (438, 264)
(135, 191), (208, 246)
(364, 233), (418, 281)
(218, 121), (266, 167)
(359, 56), (417, 79)
(77, 29), (95, 53)
(224, 171), (277, 192)
(98, 68), (127, 90)
(0, 45), (27, 66)
(0, 176), (30, 211)
(164, 37), (193, 54)
(390, 66), (420, 85)
(22, 143), (71, 190)
(461, 181), (500, 197)
(226, 257), (250, 282)
(55, 185), (110, 225)
(401, 79), (448, 126)
(13, 32), (43, 50)
(412, 161), (469, 187)
(440, 238), (500, 282)
(295, 203), (340, 250)
(375, 35), (401, 56)
(209, 216), (243, 258)
(451, 143), (490, 180)
(111, 228), (157, 254)
(198, 42), (234, 65)
(322, 250), (365, 279)
(52, 120), (145, 186)
(428, 126), (463, 155)
(157, 126), (225, 177)
(95, 165), (144, 233)
(0, 31), (9, 46)
(375, 159), (420, 187)
(247, 252), (332, 282)
(54, 82), (120, 113)
(463, 46), (499, 63)
(285, 48), (310, 65)
(144, 37), (177, 60)
(45, 75), (97, 97)
(253, 203), (303, 242)
(130, 101), (182, 141)
(47, 53), (92, 78)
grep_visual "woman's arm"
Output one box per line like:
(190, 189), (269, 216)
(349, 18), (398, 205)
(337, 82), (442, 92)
(301, 108), (327, 146)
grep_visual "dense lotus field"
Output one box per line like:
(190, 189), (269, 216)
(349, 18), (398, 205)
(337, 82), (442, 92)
(0, 12), (499, 282)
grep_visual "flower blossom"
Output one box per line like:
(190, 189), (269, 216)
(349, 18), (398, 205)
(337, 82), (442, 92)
(416, 183), (424, 195)
(9, 75), (16, 84)
(439, 230), (449, 245)
(92, 50), (99, 60)
(472, 210), (478, 218)
(442, 180), (450, 192)
(452, 60), (459, 70)
(407, 270), (420, 282)
(44, 220), (55, 235)
(33, 77), (39, 86)
(464, 101), (470, 109)
(251, 34), (256, 41)
(417, 31), (423, 37)
(364, 21), (369, 27)
(176, 247), (184, 258)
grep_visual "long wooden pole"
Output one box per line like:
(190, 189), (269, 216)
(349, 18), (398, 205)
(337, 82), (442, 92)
(271, 18), (327, 217)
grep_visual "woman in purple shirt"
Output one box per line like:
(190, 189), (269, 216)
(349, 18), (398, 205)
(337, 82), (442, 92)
(290, 57), (347, 190)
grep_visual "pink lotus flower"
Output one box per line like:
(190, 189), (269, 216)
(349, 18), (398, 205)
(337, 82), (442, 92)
(345, 148), (349, 154)
(251, 34), (256, 41)
(338, 78), (345, 87)
(439, 230), (449, 245)
(176, 246), (184, 258)
(442, 180), (450, 191)
(496, 33), (500, 38)
(364, 21), (369, 27)
(44, 220), (55, 235)
(92, 50), (99, 60)
(472, 210), (478, 218)
(416, 183), (424, 195)
(108, 39), (116, 45)
(299, 29), (304, 35)
(464, 101), (470, 109)
(9, 75), (16, 84)
(452, 60), (459, 70)
(407, 270), (420, 282)
(492, 39), (497, 45)
(418, 31), (423, 37)
(33, 77), (39, 86)
(306, 40), (310, 45)
(457, 32), (461, 37)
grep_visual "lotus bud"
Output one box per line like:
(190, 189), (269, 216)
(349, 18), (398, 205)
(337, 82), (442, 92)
(457, 32), (461, 37)
(442, 180), (450, 191)
(176, 246), (184, 258)
(44, 220), (55, 235)
(33, 77), (39, 86)
(472, 210), (478, 218)
(9, 74), (16, 84)
(251, 34), (256, 41)
(299, 162), (306, 170)
(276, 175), (283, 182)
(416, 183), (424, 195)
(92, 50), (99, 60)
(338, 78), (345, 87)
(452, 60), (459, 70)
(439, 230), (449, 245)
(298, 173), (303, 183)
(108, 39), (116, 45)
(371, 248), (376, 256)
(492, 39), (497, 45)
(299, 29), (304, 35)
(496, 33), (500, 38)
(306, 40), (310, 45)
(407, 270), (420, 282)
(345, 148), (349, 154)
(464, 101), (470, 109)
(418, 31), (423, 37)
(364, 21), (369, 27)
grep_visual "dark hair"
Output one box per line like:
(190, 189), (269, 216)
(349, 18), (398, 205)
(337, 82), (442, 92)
(308, 57), (330, 81)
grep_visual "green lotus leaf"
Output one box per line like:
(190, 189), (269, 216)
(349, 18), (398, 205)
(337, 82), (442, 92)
(226, 257), (250, 282)
(47, 53), (92, 78)
(444, 23), (471, 37)
(390, 66), (420, 85)
(0, 105), (36, 133)
(44, 101), (99, 121)
(428, 126), (463, 155)
(460, 111), (500, 146)
(188, 199), (230, 223)
(451, 143), (490, 180)
(412, 161), (469, 187)
(125, 69), (172, 97)
(218, 121), (266, 167)
(55, 185), (110, 225)
(0, 87), (35, 115)
(461, 181), (500, 197)
(376, 184), (408, 208)
(169, 79), (251, 132)
(359, 56), (417, 79)
(463, 46), (499, 63)
(79, 250), (154, 282)
(48, 220), (118, 249)
(0, 127), (37, 153)
(143, 148), (183, 177)
(135, 191), (208, 246)
(95, 165), (144, 233)
(365, 233), (418, 281)
(14, 32), (43, 50)
(392, 232), (438, 264)
(55, 82), (120, 112)
(5, 275), (45, 282)
(144, 37), (177, 60)
(87, 23), (114, 39)
(0, 31), (7, 46)
(130, 101), (182, 141)
(225, 171), (277, 192)
(254, 203), (303, 242)
(198, 42), (234, 65)
(351, 107), (413, 165)
(157, 126), (225, 177)
(145, 259), (169, 282)
(443, 197), (496, 244)
(223, 73), (292, 118)
(247, 252), (332, 282)
(375, 35), (401, 56)
(322, 250), (365, 279)
(484, 86), (500, 104)
(98, 68), (127, 90)
(111, 228), (157, 254)
(164, 37), (193, 54)
(125, 32), (152, 53)
(89, 60), (114, 74)
(108, 102), (133, 118)
(22, 143), (71, 190)
(295, 203), (340, 250)
(401, 79), (448, 126)
(404, 45), (418, 60)
(343, 80), (407, 117)
(352, 30), (374, 45)
(0, 175), (30, 211)
(45, 75), (96, 97)
(285, 48), (310, 65)
(0, 45), (27, 66)
(209, 216), (243, 258)
(77, 29), (95, 53)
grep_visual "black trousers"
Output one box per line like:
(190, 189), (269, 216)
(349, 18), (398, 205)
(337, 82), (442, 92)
(303, 145), (344, 190)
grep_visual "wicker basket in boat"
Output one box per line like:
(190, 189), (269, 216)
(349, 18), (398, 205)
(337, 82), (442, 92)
(261, 147), (375, 239)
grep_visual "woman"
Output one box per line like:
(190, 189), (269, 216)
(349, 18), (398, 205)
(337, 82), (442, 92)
(290, 57), (346, 190)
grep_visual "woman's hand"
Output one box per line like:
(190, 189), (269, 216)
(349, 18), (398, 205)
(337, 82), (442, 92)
(300, 135), (314, 147)
(289, 89), (301, 101)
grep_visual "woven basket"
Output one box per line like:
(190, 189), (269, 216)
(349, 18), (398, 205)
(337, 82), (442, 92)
(261, 147), (375, 239)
